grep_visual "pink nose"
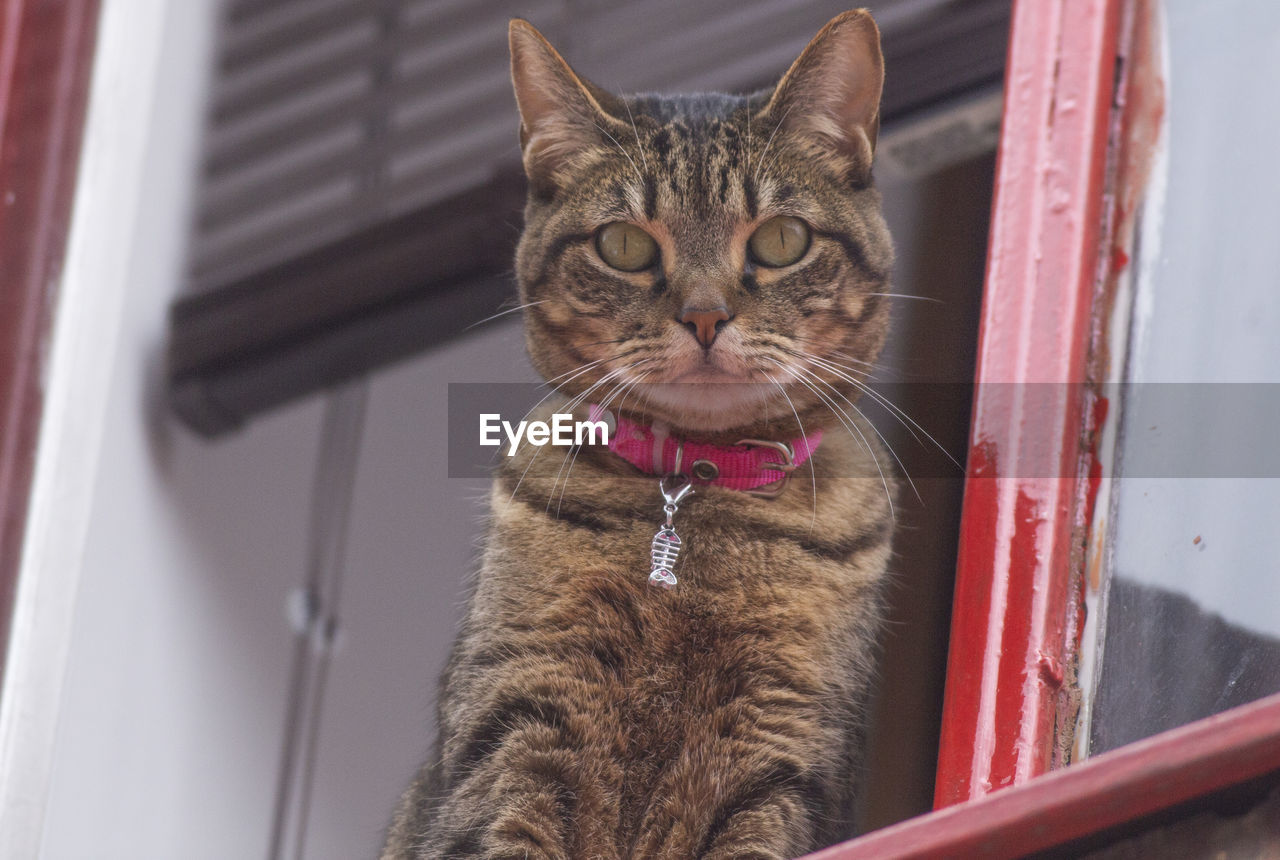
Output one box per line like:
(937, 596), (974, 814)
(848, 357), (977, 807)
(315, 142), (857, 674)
(679, 306), (732, 349)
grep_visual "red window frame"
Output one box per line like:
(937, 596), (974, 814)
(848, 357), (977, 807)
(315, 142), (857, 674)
(934, 0), (1123, 803)
(810, 0), (1280, 853)
(0, 0), (100, 679)
(819, 693), (1280, 859)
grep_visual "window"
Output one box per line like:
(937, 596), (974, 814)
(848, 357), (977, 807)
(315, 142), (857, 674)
(14, 0), (1278, 856)
(819, 0), (1280, 854)
(1085, 0), (1280, 755)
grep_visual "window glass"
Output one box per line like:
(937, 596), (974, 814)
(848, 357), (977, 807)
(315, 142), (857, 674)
(1089, 0), (1280, 754)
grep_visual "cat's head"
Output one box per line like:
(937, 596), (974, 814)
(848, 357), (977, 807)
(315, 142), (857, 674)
(509, 11), (893, 436)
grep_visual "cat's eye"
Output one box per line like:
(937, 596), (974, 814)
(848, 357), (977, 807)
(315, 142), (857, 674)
(748, 216), (811, 268)
(596, 222), (659, 272)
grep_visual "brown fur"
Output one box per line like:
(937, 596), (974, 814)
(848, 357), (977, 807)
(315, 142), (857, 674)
(384, 10), (897, 859)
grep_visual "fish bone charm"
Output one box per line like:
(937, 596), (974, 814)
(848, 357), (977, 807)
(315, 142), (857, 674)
(648, 526), (682, 589)
(647, 476), (693, 589)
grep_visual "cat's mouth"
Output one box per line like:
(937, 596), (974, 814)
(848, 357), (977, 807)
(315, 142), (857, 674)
(654, 344), (764, 390)
(629, 354), (778, 430)
(667, 365), (746, 384)
(592, 333), (784, 430)
(632, 378), (777, 431)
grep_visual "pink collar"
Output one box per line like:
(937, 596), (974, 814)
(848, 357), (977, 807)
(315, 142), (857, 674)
(588, 405), (822, 498)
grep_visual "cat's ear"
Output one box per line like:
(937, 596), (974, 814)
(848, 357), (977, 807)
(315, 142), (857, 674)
(509, 20), (611, 193)
(762, 9), (884, 179)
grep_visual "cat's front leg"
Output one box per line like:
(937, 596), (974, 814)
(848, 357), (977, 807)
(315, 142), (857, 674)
(694, 795), (812, 860)
(410, 683), (626, 860)
(627, 753), (833, 860)
(417, 760), (583, 860)
(630, 799), (805, 860)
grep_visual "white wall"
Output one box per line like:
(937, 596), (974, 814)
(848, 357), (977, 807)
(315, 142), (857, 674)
(35, 1), (319, 857)
(33, 4), (541, 856)
(296, 324), (537, 859)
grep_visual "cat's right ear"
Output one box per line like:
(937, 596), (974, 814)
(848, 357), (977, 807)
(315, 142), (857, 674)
(509, 20), (608, 194)
(761, 9), (884, 182)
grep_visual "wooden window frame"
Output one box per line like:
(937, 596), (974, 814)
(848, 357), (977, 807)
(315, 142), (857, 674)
(822, 693), (1280, 858)
(811, 0), (1280, 854)
(934, 0), (1125, 804)
(0, 0), (100, 682)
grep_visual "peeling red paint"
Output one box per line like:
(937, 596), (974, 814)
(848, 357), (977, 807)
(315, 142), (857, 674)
(1037, 651), (1065, 687)
(934, 0), (1125, 809)
(1084, 395), (1109, 526)
(1089, 0), (1166, 382)
(1110, 246), (1129, 273)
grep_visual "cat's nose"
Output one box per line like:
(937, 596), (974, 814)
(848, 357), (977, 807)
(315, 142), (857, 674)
(678, 306), (733, 349)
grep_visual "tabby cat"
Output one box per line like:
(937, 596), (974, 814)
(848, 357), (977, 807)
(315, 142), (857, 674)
(384, 9), (897, 858)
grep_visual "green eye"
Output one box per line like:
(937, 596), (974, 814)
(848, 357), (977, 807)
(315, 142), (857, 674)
(596, 222), (658, 272)
(748, 215), (811, 267)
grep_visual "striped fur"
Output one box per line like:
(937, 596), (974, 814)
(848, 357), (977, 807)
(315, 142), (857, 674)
(384, 10), (897, 859)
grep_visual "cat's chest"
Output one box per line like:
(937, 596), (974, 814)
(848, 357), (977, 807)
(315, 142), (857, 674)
(513, 495), (814, 582)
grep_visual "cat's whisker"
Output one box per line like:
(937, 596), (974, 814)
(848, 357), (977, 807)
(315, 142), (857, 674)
(542, 356), (611, 389)
(558, 360), (655, 511)
(538, 346), (650, 403)
(790, 349), (962, 470)
(766, 358), (897, 520)
(753, 102), (795, 186)
(594, 121), (646, 187)
(804, 350), (879, 375)
(548, 370), (636, 514)
(562, 360), (647, 415)
(514, 355), (621, 433)
(776, 366), (881, 475)
(623, 99), (650, 174)
(788, 335), (880, 370)
(781, 346), (881, 393)
(754, 334), (883, 381)
(766, 374), (818, 533)
(612, 366), (652, 420)
(766, 362), (870, 473)
(788, 362), (922, 506)
(760, 103), (814, 186)
(554, 368), (652, 518)
(796, 375), (898, 521)
(866, 292), (944, 303)
(788, 351), (930, 474)
(811, 357), (881, 384)
(486, 356), (616, 469)
(547, 442), (581, 516)
(791, 335), (919, 381)
(794, 350), (920, 447)
(510, 362), (640, 505)
(784, 346), (906, 432)
(464, 299), (550, 331)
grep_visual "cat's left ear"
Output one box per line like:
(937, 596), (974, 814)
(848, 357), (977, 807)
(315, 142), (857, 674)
(509, 19), (613, 194)
(762, 9), (884, 180)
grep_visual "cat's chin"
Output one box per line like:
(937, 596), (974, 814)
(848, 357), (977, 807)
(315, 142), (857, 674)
(630, 379), (779, 434)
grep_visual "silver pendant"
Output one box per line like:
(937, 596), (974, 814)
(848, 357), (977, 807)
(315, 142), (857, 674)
(649, 476), (693, 589)
(649, 527), (681, 588)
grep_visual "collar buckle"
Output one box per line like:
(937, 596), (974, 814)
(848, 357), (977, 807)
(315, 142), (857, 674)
(735, 438), (797, 499)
